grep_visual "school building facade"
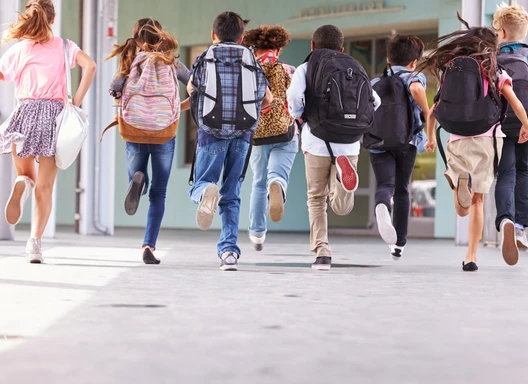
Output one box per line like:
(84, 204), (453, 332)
(5, 0), (524, 240)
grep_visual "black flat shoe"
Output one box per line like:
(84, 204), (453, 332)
(462, 261), (478, 272)
(125, 172), (145, 216)
(143, 248), (160, 265)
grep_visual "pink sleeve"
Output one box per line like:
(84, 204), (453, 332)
(498, 72), (513, 95)
(0, 44), (19, 82)
(67, 39), (81, 69)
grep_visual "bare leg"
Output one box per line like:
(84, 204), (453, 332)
(31, 157), (58, 238)
(465, 193), (484, 264)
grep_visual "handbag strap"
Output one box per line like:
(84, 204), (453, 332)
(62, 38), (72, 102)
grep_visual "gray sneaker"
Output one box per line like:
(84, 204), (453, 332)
(516, 228), (528, 250)
(220, 251), (238, 271)
(26, 238), (43, 264)
(196, 184), (220, 231)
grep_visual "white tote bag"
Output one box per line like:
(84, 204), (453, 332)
(55, 38), (88, 170)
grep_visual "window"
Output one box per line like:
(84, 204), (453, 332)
(184, 45), (208, 165)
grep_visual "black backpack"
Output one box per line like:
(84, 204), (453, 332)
(434, 56), (507, 174)
(497, 45), (528, 137)
(304, 49), (375, 149)
(363, 67), (416, 150)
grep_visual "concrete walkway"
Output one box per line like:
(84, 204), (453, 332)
(1, 228), (527, 384)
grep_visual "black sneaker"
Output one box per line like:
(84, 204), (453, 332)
(125, 172), (145, 216)
(220, 251), (238, 271)
(390, 245), (404, 261)
(143, 248), (160, 265)
(462, 261), (478, 272)
(312, 256), (331, 271)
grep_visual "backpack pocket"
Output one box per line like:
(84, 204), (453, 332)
(124, 94), (175, 130)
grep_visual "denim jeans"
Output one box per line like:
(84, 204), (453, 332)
(125, 138), (175, 249)
(370, 146), (417, 247)
(189, 138), (249, 258)
(248, 136), (298, 237)
(495, 137), (528, 230)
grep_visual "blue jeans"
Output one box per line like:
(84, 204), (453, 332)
(189, 138), (249, 258)
(248, 136), (299, 237)
(125, 138), (175, 249)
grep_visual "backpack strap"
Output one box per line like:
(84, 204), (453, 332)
(239, 139), (253, 182)
(99, 119), (119, 143)
(188, 139), (198, 186)
(325, 141), (336, 164)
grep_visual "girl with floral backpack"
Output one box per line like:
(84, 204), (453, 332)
(105, 18), (190, 264)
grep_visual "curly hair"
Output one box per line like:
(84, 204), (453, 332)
(242, 25), (291, 51)
(416, 13), (499, 89)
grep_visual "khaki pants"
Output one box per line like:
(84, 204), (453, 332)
(304, 152), (358, 256)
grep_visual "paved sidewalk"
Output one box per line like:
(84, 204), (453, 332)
(1, 228), (528, 384)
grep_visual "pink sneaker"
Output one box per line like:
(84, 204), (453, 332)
(335, 155), (358, 192)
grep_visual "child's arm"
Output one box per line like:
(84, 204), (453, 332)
(286, 64), (307, 122)
(180, 97), (190, 112)
(262, 87), (273, 109)
(501, 83), (528, 143)
(72, 50), (97, 107)
(424, 107), (437, 152)
(186, 75), (193, 96)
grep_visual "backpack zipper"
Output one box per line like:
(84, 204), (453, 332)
(332, 78), (344, 111)
(357, 80), (365, 111)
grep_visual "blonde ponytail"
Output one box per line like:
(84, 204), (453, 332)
(2, 0), (55, 44)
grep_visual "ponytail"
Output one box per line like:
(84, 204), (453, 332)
(105, 38), (139, 77)
(105, 18), (180, 77)
(2, 0), (55, 44)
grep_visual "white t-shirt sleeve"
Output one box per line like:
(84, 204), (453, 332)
(67, 39), (81, 69)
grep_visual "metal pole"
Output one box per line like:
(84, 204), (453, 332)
(75, 0), (85, 234)
(0, 0), (19, 241)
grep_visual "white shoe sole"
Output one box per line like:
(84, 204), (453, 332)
(500, 220), (518, 266)
(311, 264), (331, 271)
(268, 181), (284, 222)
(196, 184), (220, 231)
(5, 179), (27, 225)
(376, 204), (397, 245)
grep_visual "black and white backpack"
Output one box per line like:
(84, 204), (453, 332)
(304, 49), (375, 148)
(497, 44), (528, 137)
(190, 43), (267, 140)
(363, 67), (415, 150)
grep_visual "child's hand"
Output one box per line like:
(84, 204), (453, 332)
(424, 140), (436, 152)
(519, 125), (528, 144)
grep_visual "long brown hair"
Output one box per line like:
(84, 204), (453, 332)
(105, 18), (179, 77)
(416, 13), (499, 88)
(2, 0), (55, 44)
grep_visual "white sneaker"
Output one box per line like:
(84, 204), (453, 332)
(375, 204), (397, 245)
(500, 219), (518, 266)
(249, 233), (266, 251)
(5, 176), (34, 225)
(516, 228), (528, 250)
(390, 245), (404, 261)
(26, 238), (43, 264)
(196, 184), (220, 231)
(220, 251), (238, 271)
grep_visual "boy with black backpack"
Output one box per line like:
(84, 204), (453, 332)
(287, 25), (380, 270)
(187, 12), (272, 271)
(364, 35), (429, 261)
(493, 3), (528, 257)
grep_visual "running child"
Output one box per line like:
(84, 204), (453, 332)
(242, 25), (298, 251)
(0, 0), (96, 263)
(419, 15), (528, 271)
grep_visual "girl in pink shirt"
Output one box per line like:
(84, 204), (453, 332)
(420, 17), (528, 271)
(0, 0), (96, 263)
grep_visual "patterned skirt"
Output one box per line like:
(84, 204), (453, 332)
(0, 99), (64, 159)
